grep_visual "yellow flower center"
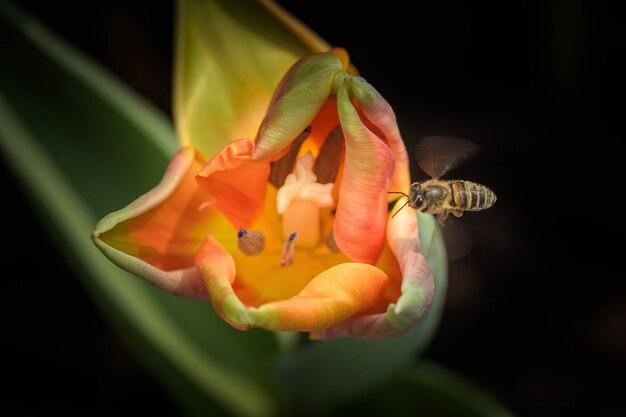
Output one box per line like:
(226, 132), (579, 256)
(226, 149), (351, 306)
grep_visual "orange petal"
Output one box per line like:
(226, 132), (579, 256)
(93, 148), (230, 299)
(333, 80), (395, 264)
(350, 76), (411, 192)
(195, 236), (388, 332)
(311, 201), (434, 339)
(309, 96), (341, 150)
(252, 263), (388, 331)
(196, 139), (270, 228)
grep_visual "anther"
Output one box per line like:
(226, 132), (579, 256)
(313, 126), (344, 184)
(280, 232), (297, 266)
(269, 127), (310, 188)
(237, 228), (265, 256)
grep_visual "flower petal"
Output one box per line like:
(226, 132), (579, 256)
(194, 234), (251, 330)
(92, 148), (231, 300)
(252, 53), (344, 160)
(252, 263), (388, 331)
(333, 80), (395, 264)
(195, 236), (388, 332)
(350, 76), (411, 192)
(196, 139), (270, 228)
(174, 0), (329, 158)
(311, 200), (434, 339)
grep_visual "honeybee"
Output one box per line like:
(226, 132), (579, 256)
(389, 136), (496, 225)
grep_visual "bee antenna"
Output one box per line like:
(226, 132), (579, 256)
(387, 191), (409, 197)
(391, 200), (410, 219)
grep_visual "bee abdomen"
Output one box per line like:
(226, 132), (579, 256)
(451, 181), (497, 211)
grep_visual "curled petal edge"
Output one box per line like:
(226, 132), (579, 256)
(93, 239), (206, 300)
(196, 139), (270, 228)
(92, 148), (210, 300)
(311, 201), (435, 339)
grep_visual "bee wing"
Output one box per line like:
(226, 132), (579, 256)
(414, 136), (480, 179)
(440, 217), (474, 262)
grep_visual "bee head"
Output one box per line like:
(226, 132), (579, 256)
(408, 182), (425, 209)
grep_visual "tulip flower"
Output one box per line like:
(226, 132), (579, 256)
(93, 50), (433, 339)
(92, 6), (434, 340)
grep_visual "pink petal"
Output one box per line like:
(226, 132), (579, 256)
(350, 76), (412, 192)
(333, 80), (395, 264)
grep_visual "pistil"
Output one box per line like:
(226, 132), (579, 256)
(276, 153), (334, 249)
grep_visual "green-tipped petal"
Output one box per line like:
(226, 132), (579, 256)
(195, 234), (254, 330)
(350, 76), (411, 192)
(252, 53), (344, 160)
(333, 79), (395, 264)
(312, 200), (435, 339)
(175, 0), (329, 158)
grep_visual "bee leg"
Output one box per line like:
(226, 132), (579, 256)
(436, 211), (450, 225)
(451, 209), (463, 218)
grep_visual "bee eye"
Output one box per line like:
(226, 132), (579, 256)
(414, 195), (424, 206)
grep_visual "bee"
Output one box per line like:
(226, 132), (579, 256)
(389, 136), (497, 225)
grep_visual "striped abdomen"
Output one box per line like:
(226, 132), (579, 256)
(450, 181), (497, 211)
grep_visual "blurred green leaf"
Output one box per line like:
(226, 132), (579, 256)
(0, 3), (279, 417)
(278, 212), (448, 410)
(330, 361), (514, 417)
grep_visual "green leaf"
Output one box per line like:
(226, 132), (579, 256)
(277, 212), (448, 410)
(0, 3), (279, 417)
(175, 0), (328, 157)
(331, 361), (514, 417)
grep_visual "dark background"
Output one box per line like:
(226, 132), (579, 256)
(2, 0), (625, 416)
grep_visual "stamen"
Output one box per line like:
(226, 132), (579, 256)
(280, 232), (297, 266)
(269, 127), (310, 188)
(313, 126), (344, 184)
(237, 228), (265, 256)
(325, 228), (340, 252)
(277, 153), (335, 248)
